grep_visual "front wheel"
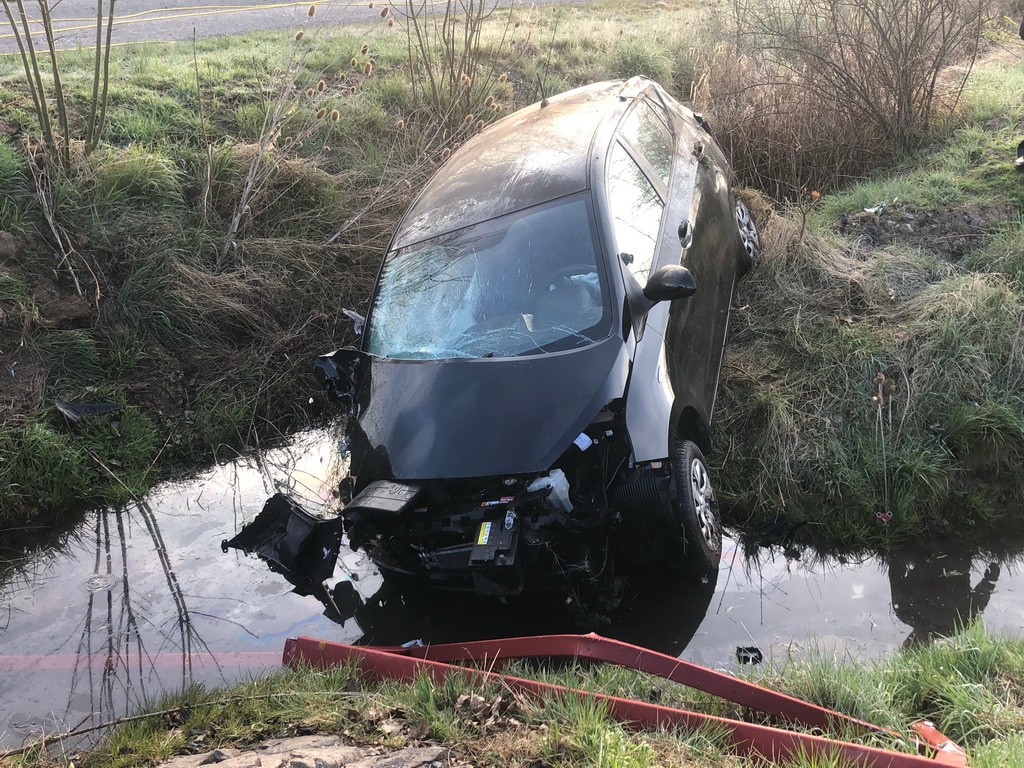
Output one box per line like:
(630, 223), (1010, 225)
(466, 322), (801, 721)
(671, 440), (722, 576)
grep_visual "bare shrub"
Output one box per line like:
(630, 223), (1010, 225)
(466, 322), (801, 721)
(694, 0), (989, 194)
(734, 0), (988, 149)
(1, 0), (117, 164)
(693, 44), (892, 197)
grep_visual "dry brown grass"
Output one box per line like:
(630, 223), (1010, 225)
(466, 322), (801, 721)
(692, 0), (990, 195)
(693, 46), (894, 196)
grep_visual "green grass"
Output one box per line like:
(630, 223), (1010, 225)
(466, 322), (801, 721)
(0, 18), (425, 527)
(0, 140), (31, 233)
(713, 50), (1024, 546)
(7, 623), (1024, 768)
(0, 404), (159, 517)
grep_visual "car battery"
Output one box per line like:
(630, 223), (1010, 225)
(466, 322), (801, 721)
(469, 512), (524, 594)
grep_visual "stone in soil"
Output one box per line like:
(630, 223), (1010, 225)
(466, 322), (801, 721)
(0, 231), (19, 261)
(40, 294), (96, 329)
(835, 202), (1013, 259)
(156, 736), (453, 768)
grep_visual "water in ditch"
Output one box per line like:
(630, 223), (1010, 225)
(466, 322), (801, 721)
(2, 425), (1022, 749)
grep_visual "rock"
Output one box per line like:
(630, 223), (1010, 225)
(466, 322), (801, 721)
(364, 748), (447, 768)
(0, 231), (18, 261)
(40, 295), (96, 329)
(153, 737), (449, 768)
(200, 748), (239, 764)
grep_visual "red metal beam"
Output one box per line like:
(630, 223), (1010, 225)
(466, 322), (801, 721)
(284, 634), (968, 768)
(389, 634), (882, 733)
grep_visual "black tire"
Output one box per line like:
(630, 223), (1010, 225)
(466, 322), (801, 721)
(670, 440), (722, 576)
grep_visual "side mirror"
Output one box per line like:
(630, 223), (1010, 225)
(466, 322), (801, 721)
(643, 265), (697, 303)
(314, 347), (364, 402)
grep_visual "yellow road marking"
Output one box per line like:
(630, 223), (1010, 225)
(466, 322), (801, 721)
(0, 0), (466, 46)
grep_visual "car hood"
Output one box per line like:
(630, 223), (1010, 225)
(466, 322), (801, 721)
(349, 337), (629, 480)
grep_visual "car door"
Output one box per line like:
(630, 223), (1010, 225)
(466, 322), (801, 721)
(661, 96), (737, 423)
(609, 90), (721, 437)
(607, 90), (713, 461)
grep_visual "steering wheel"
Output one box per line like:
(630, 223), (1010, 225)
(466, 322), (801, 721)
(537, 264), (598, 297)
(549, 263), (597, 282)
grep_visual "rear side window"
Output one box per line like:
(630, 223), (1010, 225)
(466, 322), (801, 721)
(606, 141), (664, 284)
(619, 98), (673, 187)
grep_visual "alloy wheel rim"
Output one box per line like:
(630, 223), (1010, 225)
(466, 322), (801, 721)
(735, 201), (759, 260)
(689, 459), (717, 546)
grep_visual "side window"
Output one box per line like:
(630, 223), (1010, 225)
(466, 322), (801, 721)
(619, 98), (673, 187)
(606, 141), (665, 284)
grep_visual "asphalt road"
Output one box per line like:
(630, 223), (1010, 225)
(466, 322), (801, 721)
(1, 0), (528, 53)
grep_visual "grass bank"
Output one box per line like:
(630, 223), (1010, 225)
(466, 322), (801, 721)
(5, 622), (1024, 768)
(1, 0), (1022, 549)
(713, 46), (1024, 547)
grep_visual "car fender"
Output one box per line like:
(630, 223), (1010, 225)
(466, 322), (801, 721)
(625, 300), (674, 462)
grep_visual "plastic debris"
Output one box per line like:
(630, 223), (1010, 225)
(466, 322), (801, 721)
(221, 493), (344, 596)
(864, 198), (898, 215)
(55, 399), (123, 424)
(342, 307), (365, 335)
(736, 646), (763, 665)
(573, 432), (594, 451)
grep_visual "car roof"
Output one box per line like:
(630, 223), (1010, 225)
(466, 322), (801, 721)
(392, 80), (631, 250)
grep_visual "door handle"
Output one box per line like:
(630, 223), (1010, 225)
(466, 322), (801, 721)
(678, 220), (693, 250)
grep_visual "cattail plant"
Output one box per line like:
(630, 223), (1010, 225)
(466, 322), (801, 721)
(397, 0), (526, 135)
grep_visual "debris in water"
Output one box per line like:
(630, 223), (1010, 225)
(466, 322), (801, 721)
(736, 646), (763, 665)
(221, 493), (344, 597)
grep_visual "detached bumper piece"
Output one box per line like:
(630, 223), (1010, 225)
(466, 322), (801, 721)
(222, 493), (344, 596)
(283, 633), (969, 768)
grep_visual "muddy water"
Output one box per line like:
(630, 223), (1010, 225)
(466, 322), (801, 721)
(2, 427), (1023, 749)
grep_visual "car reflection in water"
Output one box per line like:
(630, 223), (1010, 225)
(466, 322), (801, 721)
(305, 567), (717, 659)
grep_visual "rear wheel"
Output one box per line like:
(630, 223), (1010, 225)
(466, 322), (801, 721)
(670, 440), (722, 576)
(734, 199), (760, 276)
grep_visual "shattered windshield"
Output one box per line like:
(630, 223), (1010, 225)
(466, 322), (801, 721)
(366, 195), (611, 360)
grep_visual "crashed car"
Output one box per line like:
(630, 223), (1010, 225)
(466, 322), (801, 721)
(226, 77), (759, 610)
